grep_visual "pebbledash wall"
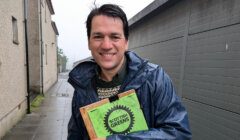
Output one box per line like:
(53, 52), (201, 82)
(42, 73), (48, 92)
(0, 0), (27, 138)
(128, 0), (240, 139)
(28, 0), (58, 94)
(39, 0), (58, 93)
(0, 0), (58, 138)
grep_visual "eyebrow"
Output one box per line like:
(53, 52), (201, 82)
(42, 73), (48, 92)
(111, 33), (121, 36)
(91, 32), (122, 36)
(91, 32), (102, 36)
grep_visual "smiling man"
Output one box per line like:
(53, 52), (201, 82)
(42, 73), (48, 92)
(89, 14), (128, 82)
(67, 4), (191, 140)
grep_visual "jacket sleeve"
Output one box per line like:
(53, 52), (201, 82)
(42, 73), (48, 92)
(67, 91), (88, 140)
(107, 68), (192, 140)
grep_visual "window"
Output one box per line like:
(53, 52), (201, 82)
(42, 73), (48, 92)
(12, 16), (19, 44)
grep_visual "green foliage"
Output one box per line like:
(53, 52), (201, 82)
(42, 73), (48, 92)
(30, 95), (44, 112)
(57, 47), (68, 72)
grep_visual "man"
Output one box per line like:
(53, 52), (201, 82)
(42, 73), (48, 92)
(68, 4), (191, 140)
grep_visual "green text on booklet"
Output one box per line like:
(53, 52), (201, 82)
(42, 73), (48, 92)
(80, 89), (148, 139)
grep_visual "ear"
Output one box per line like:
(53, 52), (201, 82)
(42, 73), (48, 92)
(125, 40), (129, 51)
(88, 39), (91, 50)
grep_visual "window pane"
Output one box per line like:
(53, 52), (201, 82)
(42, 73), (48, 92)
(12, 16), (19, 44)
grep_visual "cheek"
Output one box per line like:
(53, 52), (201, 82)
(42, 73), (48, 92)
(121, 41), (128, 51)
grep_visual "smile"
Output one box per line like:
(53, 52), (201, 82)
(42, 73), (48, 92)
(100, 53), (116, 56)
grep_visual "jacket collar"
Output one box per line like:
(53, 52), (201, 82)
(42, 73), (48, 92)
(68, 51), (149, 90)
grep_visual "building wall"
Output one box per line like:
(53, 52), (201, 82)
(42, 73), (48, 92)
(129, 1), (187, 93)
(28, 0), (58, 93)
(41, 2), (58, 93)
(0, 0), (58, 138)
(129, 0), (240, 139)
(0, 0), (27, 138)
(28, 0), (41, 92)
(183, 0), (240, 139)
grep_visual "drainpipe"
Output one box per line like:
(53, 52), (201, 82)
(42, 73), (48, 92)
(24, 0), (31, 114)
(39, 0), (44, 96)
(56, 44), (58, 81)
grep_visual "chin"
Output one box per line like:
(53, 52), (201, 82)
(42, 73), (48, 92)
(101, 65), (115, 70)
(100, 63), (117, 70)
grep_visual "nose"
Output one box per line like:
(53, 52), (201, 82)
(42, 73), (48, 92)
(101, 37), (112, 50)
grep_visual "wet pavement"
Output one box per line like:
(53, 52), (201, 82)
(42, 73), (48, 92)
(2, 73), (74, 140)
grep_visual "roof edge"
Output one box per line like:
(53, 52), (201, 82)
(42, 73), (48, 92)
(51, 21), (59, 35)
(128, 0), (179, 28)
(46, 0), (55, 15)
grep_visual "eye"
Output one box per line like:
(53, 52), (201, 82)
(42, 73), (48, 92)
(111, 35), (121, 41)
(93, 35), (103, 40)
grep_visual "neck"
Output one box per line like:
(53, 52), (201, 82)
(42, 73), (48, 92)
(100, 70), (116, 82)
(100, 57), (125, 82)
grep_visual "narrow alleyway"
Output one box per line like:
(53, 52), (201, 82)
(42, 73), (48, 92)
(2, 73), (73, 140)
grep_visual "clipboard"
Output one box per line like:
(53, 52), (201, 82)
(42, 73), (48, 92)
(80, 89), (148, 139)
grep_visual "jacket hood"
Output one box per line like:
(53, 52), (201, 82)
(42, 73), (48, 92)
(68, 59), (97, 89)
(68, 51), (155, 90)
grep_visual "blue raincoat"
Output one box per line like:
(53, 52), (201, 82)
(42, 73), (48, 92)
(68, 51), (191, 140)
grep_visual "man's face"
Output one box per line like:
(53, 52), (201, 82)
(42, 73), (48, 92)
(89, 15), (128, 72)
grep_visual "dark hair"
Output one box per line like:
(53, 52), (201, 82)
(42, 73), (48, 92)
(86, 4), (129, 40)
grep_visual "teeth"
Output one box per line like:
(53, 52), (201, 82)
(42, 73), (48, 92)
(101, 53), (114, 56)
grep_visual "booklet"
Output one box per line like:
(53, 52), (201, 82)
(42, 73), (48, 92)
(80, 89), (148, 139)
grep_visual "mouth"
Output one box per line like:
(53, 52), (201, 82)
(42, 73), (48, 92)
(99, 52), (116, 60)
(100, 52), (116, 56)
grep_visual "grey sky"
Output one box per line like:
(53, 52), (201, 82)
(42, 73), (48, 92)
(51, 0), (154, 69)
